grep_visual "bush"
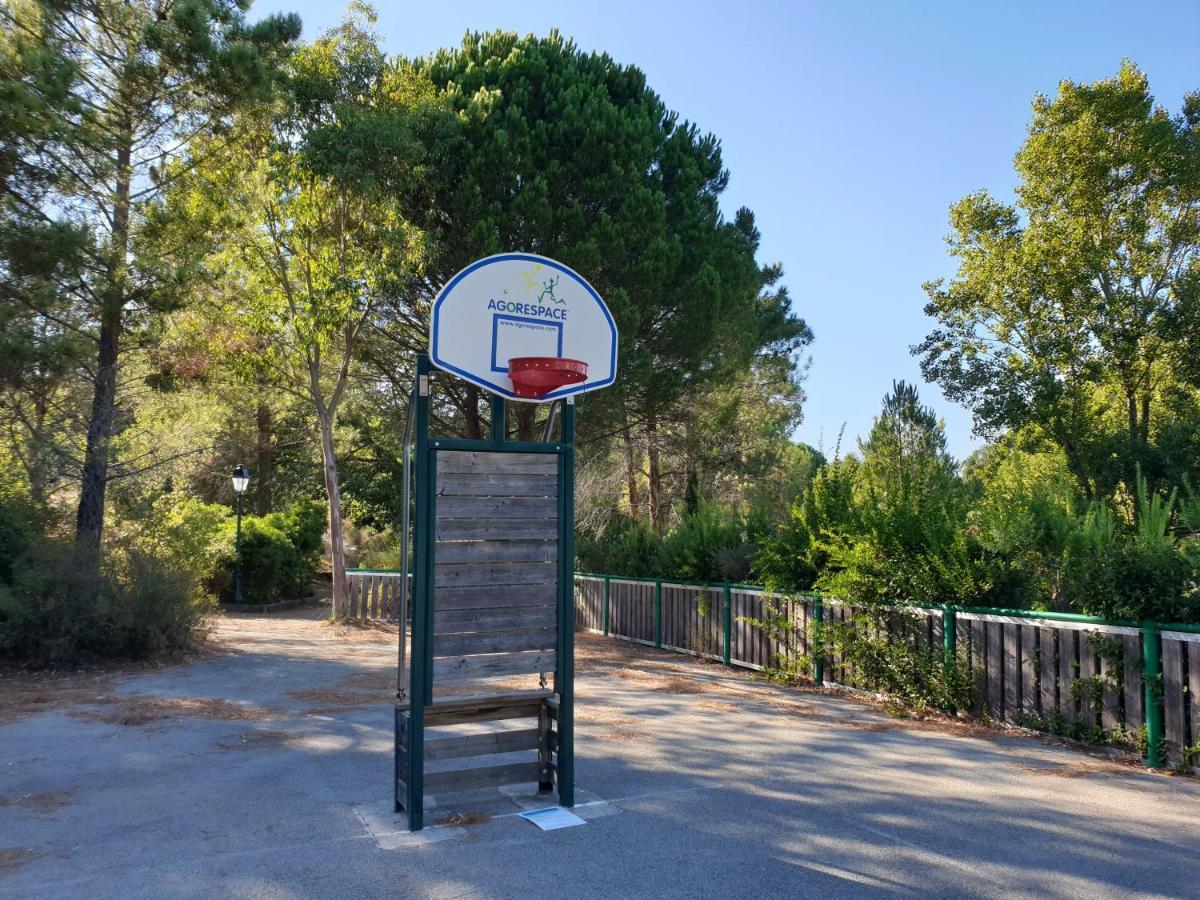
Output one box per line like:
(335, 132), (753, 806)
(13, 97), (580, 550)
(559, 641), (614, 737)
(661, 502), (750, 582)
(234, 517), (313, 604)
(0, 496), (40, 586)
(137, 495), (325, 605)
(0, 541), (212, 667)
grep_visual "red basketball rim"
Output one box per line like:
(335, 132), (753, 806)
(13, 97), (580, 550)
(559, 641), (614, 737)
(508, 357), (588, 399)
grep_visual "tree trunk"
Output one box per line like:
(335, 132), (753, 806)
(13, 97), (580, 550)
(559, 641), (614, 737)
(514, 403), (535, 441)
(464, 385), (482, 439)
(622, 423), (642, 520)
(75, 128), (133, 558)
(254, 399), (274, 516)
(318, 411), (347, 618)
(646, 408), (664, 533)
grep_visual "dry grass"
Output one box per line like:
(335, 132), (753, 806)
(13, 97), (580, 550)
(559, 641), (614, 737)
(70, 696), (275, 727)
(215, 730), (294, 751)
(285, 688), (379, 713)
(658, 676), (705, 695)
(0, 790), (73, 814)
(0, 848), (40, 872)
(1012, 760), (1141, 779)
(697, 700), (738, 714)
(336, 670), (395, 692)
(435, 811), (492, 827)
(602, 729), (643, 743)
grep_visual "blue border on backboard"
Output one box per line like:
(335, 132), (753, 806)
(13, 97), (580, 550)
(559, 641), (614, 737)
(489, 313), (564, 374)
(429, 252), (619, 402)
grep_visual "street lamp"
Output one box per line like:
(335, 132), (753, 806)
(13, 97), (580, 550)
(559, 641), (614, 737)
(231, 465), (250, 604)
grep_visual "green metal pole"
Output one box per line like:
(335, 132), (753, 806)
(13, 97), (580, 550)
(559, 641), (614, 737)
(654, 578), (662, 649)
(603, 574), (610, 637)
(812, 593), (825, 685)
(722, 583), (732, 666)
(406, 354), (432, 831)
(490, 394), (505, 443)
(1142, 619), (1164, 768)
(556, 398), (576, 806)
(942, 603), (957, 713)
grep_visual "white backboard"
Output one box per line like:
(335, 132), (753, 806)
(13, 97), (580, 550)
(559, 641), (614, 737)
(429, 253), (618, 402)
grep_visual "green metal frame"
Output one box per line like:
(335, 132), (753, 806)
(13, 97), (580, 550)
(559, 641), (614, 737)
(397, 355), (577, 830)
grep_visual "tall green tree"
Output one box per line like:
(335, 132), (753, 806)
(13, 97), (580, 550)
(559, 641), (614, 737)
(0, 0), (299, 563)
(170, 7), (437, 615)
(373, 32), (810, 498)
(916, 62), (1200, 499)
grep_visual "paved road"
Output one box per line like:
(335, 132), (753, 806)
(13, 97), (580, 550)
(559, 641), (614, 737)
(1, 610), (1196, 899)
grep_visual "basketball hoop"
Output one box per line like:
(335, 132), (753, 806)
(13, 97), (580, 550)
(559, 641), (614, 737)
(508, 357), (588, 399)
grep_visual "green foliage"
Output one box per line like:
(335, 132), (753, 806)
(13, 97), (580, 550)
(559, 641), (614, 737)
(822, 612), (972, 714)
(916, 62), (1200, 500)
(0, 539), (211, 667)
(660, 502), (750, 583)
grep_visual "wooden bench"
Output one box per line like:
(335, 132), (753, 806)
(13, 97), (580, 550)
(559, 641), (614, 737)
(394, 689), (557, 802)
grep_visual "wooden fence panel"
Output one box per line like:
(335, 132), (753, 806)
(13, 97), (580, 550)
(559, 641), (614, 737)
(1122, 634), (1143, 730)
(1190, 641), (1200, 756)
(1058, 629), (1078, 726)
(573, 577), (1194, 767)
(1162, 637), (1186, 764)
(1039, 627), (1056, 717)
(1099, 647), (1121, 731)
(1078, 635), (1099, 731)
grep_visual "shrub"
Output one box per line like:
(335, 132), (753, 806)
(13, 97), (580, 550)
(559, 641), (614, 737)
(0, 496), (40, 586)
(0, 540), (211, 667)
(233, 517), (311, 604)
(661, 502), (750, 582)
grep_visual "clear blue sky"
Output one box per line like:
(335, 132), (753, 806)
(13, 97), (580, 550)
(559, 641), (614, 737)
(255, 0), (1199, 460)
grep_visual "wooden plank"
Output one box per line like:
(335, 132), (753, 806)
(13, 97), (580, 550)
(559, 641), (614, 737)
(424, 728), (540, 761)
(426, 703), (543, 726)
(436, 606), (557, 633)
(436, 472), (557, 498)
(1020, 625), (1038, 715)
(438, 519), (558, 541)
(400, 689), (552, 712)
(434, 540), (557, 565)
(1078, 635), (1098, 729)
(433, 628), (556, 657)
(1162, 638), (1186, 765)
(1190, 643), (1200, 751)
(1099, 645), (1121, 732)
(1058, 629), (1077, 725)
(435, 563), (556, 589)
(1003, 624), (1019, 719)
(424, 761), (541, 794)
(436, 496), (558, 520)
(1123, 634), (1143, 729)
(1039, 627), (1056, 718)
(436, 451), (558, 475)
(436, 582), (557, 609)
(433, 650), (557, 680)
(986, 622), (1003, 717)
(970, 618), (986, 712)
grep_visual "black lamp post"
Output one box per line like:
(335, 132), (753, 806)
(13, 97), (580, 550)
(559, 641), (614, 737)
(232, 465), (250, 604)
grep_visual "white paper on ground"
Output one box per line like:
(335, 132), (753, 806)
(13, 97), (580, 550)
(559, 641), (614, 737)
(517, 806), (587, 831)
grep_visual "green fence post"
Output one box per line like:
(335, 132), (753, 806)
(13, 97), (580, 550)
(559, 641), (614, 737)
(722, 583), (732, 666)
(812, 593), (824, 685)
(1142, 619), (1164, 768)
(654, 579), (662, 649)
(603, 574), (610, 637)
(942, 603), (957, 713)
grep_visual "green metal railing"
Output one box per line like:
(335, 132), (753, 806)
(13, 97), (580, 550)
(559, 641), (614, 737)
(346, 566), (1198, 770)
(571, 571), (1200, 770)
